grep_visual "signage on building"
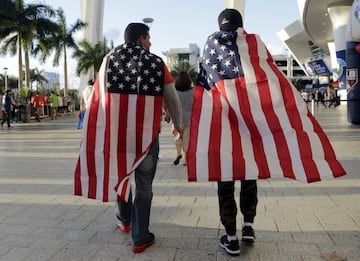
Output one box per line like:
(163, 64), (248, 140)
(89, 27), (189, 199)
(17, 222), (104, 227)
(347, 68), (358, 93)
(307, 59), (330, 76)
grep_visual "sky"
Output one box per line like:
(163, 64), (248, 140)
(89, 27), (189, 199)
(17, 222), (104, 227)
(0, 0), (301, 89)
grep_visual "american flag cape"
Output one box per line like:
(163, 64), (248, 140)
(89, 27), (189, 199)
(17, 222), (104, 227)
(187, 29), (346, 183)
(74, 43), (165, 202)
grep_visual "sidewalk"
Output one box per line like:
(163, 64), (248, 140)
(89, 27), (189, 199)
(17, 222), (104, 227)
(0, 105), (359, 261)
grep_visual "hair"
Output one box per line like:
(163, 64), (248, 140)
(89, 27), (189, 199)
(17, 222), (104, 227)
(87, 79), (94, 85)
(124, 23), (149, 43)
(175, 72), (193, 92)
(6, 89), (11, 94)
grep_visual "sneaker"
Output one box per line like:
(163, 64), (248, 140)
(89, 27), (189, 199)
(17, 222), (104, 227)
(117, 222), (131, 233)
(242, 226), (255, 243)
(173, 155), (182, 165)
(132, 232), (155, 253)
(219, 235), (240, 256)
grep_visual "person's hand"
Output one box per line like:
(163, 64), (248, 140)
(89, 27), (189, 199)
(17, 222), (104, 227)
(174, 128), (182, 140)
(164, 109), (171, 123)
(171, 125), (177, 135)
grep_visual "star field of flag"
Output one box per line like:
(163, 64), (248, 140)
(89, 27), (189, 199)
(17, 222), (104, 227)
(106, 43), (164, 96)
(199, 31), (244, 89)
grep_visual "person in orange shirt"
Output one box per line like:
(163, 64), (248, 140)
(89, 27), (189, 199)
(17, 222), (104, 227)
(32, 92), (44, 122)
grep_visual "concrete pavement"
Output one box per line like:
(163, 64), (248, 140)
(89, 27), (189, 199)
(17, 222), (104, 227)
(0, 104), (359, 261)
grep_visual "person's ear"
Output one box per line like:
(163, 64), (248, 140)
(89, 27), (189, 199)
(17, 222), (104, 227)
(138, 36), (145, 46)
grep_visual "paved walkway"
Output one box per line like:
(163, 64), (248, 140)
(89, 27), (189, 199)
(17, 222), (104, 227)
(0, 105), (359, 261)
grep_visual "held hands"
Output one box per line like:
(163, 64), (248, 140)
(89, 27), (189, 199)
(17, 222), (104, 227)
(163, 109), (171, 123)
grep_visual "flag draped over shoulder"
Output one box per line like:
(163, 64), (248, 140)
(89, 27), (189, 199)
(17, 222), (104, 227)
(74, 43), (165, 202)
(187, 29), (346, 183)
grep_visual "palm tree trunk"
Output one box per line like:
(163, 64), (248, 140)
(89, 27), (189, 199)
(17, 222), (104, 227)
(63, 45), (68, 97)
(17, 36), (23, 93)
(24, 48), (31, 91)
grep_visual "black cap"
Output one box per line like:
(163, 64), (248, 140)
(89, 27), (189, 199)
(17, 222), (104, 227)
(218, 8), (243, 31)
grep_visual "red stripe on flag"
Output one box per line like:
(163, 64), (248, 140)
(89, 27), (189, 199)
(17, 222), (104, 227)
(153, 97), (162, 140)
(135, 95), (146, 162)
(234, 77), (271, 179)
(102, 92), (111, 202)
(86, 79), (100, 198)
(116, 95), (129, 192)
(208, 89), (222, 181)
(246, 34), (295, 179)
(187, 87), (203, 181)
(307, 112), (346, 179)
(270, 63), (322, 182)
(217, 81), (245, 180)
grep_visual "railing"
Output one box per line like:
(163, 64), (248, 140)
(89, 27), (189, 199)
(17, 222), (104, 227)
(306, 98), (360, 115)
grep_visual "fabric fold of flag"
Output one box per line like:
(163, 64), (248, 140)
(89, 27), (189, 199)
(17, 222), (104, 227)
(74, 43), (165, 202)
(187, 29), (346, 183)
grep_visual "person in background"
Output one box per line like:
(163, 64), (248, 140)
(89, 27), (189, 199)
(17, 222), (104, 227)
(50, 91), (58, 120)
(1, 89), (13, 128)
(68, 95), (75, 114)
(43, 93), (50, 117)
(77, 79), (93, 129)
(172, 71), (194, 166)
(57, 94), (63, 115)
(63, 94), (68, 114)
(32, 91), (44, 122)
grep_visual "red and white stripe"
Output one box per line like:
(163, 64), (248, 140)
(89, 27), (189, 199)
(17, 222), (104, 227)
(74, 55), (162, 202)
(187, 32), (345, 183)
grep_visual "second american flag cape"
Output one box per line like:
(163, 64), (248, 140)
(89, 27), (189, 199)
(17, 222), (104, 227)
(187, 29), (346, 183)
(74, 43), (165, 202)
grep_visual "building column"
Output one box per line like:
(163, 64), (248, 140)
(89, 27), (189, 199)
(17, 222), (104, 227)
(345, 0), (360, 125)
(79, 0), (105, 94)
(327, 4), (351, 91)
(224, 0), (245, 17)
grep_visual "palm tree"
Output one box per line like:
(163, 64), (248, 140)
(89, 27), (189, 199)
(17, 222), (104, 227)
(30, 68), (48, 91)
(44, 7), (86, 96)
(0, 0), (55, 92)
(72, 38), (113, 80)
(170, 61), (198, 85)
(0, 74), (5, 93)
(22, 6), (56, 91)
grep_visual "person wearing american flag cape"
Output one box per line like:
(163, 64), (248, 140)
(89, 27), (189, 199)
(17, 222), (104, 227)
(187, 9), (346, 256)
(74, 23), (182, 253)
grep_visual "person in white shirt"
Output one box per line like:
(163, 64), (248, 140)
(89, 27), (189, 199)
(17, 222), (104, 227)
(77, 79), (93, 129)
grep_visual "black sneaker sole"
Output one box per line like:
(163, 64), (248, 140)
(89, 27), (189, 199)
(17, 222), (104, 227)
(242, 236), (255, 243)
(219, 241), (240, 255)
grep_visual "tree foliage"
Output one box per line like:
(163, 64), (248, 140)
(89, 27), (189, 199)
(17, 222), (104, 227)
(72, 38), (113, 79)
(170, 61), (198, 85)
(0, 0), (55, 91)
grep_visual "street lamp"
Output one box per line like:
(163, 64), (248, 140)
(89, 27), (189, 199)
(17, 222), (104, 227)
(142, 17), (154, 28)
(3, 67), (8, 90)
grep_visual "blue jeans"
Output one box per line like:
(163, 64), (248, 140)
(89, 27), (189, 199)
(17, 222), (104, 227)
(116, 137), (159, 245)
(77, 111), (84, 129)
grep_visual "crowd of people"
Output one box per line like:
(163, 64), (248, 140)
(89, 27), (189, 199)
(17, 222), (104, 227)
(0, 90), (77, 125)
(301, 89), (341, 108)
